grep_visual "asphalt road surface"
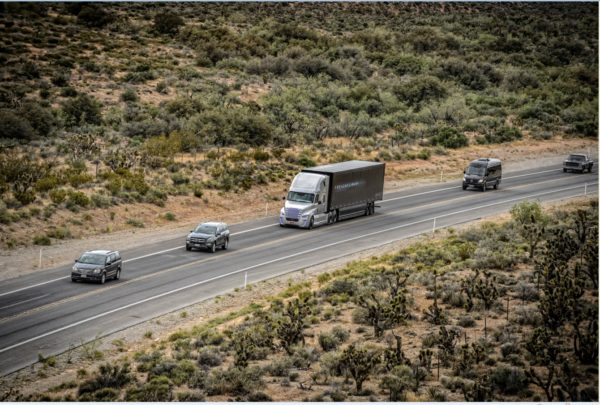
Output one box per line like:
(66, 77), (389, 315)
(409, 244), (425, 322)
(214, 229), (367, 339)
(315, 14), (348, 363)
(0, 164), (597, 376)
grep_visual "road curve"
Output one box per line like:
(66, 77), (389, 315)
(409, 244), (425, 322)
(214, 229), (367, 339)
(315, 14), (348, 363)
(0, 164), (597, 375)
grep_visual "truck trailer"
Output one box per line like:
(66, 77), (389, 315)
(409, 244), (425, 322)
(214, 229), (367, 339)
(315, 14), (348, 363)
(279, 160), (385, 229)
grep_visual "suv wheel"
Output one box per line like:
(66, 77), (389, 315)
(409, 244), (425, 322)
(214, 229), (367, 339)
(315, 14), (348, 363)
(100, 273), (106, 284)
(210, 243), (216, 253)
(71, 278), (77, 282)
(186, 245), (191, 251)
(563, 168), (567, 173)
(115, 268), (121, 280)
(223, 238), (229, 250)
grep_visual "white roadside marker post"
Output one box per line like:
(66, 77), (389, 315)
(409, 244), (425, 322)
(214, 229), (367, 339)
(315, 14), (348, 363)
(39, 248), (43, 269)
(244, 272), (248, 289)
(432, 217), (436, 234)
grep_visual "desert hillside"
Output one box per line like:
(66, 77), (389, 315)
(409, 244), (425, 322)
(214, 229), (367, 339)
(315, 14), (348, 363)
(0, 3), (597, 249)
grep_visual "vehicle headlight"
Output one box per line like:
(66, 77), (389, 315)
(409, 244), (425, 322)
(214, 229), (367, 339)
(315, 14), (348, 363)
(280, 208), (285, 216)
(478, 179), (483, 183)
(186, 235), (191, 240)
(207, 237), (215, 242)
(463, 176), (466, 181)
(93, 267), (102, 274)
(72, 265), (78, 272)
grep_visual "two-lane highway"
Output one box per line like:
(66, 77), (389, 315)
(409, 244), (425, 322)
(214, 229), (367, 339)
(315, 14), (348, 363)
(0, 164), (597, 375)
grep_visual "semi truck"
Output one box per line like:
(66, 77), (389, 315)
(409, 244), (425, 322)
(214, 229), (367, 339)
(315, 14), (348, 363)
(279, 160), (385, 229)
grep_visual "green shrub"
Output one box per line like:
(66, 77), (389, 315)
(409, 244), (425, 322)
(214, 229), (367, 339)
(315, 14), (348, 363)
(0, 110), (35, 140)
(192, 184), (204, 198)
(394, 75), (448, 107)
(62, 94), (102, 128)
(482, 126), (522, 144)
(197, 348), (222, 368)
(265, 357), (293, 377)
(126, 218), (144, 228)
(33, 234), (51, 246)
(164, 212), (176, 221)
(318, 332), (340, 352)
(170, 173), (190, 185)
(145, 189), (168, 207)
(46, 227), (71, 240)
(121, 88), (139, 103)
(78, 363), (134, 396)
(35, 176), (60, 193)
(68, 172), (93, 188)
(67, 191), (90, 208)
(490, 365), (528, 395)
(205, 366), (264, 396)
(125, 376), (173, 401)
(91, 193), (112, 208)
(154, 11), (184, 35)
(76, 4), (115, 28)
(429, 127), (469, 149)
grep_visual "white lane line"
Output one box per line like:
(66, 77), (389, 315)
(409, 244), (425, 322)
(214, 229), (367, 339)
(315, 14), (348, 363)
(0, 167), (586, 297)
(0, 294), (49, 311)
(381, 168), (563, 203)
(0, 224), (280, 298)
(0, 278), (70, 298)
(0, 181), (594, 354)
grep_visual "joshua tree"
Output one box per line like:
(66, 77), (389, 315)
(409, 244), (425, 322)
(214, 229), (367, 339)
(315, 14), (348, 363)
(340, 344), (381, 393)
(473, 271), (498, 339)
(276, 295), (311, 354)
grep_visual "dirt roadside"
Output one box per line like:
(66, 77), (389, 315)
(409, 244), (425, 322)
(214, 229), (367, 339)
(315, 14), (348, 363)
(0, 145), (595, 282)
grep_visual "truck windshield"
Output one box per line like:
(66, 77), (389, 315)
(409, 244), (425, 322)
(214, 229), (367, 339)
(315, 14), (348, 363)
(569, 155), (585, 161)
(194, 224), (217, 234)
(287, 191), (314, 203)
(466, 165), (486, 176)
(78, 254), (106, 265)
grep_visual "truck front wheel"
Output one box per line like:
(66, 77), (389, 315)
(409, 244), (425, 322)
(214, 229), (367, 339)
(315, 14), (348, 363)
(308, 217), (314, 229)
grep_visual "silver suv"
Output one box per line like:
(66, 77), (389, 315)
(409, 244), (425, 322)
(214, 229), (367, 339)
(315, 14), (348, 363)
(186, 222), (230, 253)
(72, 250), (122, 284)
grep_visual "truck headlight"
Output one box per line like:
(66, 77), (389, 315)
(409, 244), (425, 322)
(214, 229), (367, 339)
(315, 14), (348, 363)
(478, 179), (483, 183)
(93, 268), (102, 274)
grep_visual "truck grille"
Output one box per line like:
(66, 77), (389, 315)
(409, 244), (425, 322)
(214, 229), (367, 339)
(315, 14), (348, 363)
(285, 207), (300, 222)
(565, 162), (580, 167)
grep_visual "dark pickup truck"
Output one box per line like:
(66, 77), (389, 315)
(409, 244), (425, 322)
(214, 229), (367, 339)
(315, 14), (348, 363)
(563, 154), (593, 173)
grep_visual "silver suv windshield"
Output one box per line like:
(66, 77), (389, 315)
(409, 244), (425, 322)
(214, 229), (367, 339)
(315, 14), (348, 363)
(195, 224), (217, 234)
(78, 254), (105, 265)
(466, 165), (486, 176)
(287, 191), (314, 203)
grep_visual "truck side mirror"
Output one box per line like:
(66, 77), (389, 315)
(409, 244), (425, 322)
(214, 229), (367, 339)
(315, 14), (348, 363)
(318, 200), (322, 204)
(282, 196), (286, 200)
(463, 170), (465, 174)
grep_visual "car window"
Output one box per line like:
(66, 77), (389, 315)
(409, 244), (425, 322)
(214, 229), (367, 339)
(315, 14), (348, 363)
(78, 254), (105, 265)
(195, 224), (217, 234)
(110, 253), (117, 262)
(115, 252), (121, 260)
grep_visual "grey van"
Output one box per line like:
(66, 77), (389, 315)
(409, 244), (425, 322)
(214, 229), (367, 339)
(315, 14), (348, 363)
(462, 158), (502, 191)
(72, 250), (122, 284)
